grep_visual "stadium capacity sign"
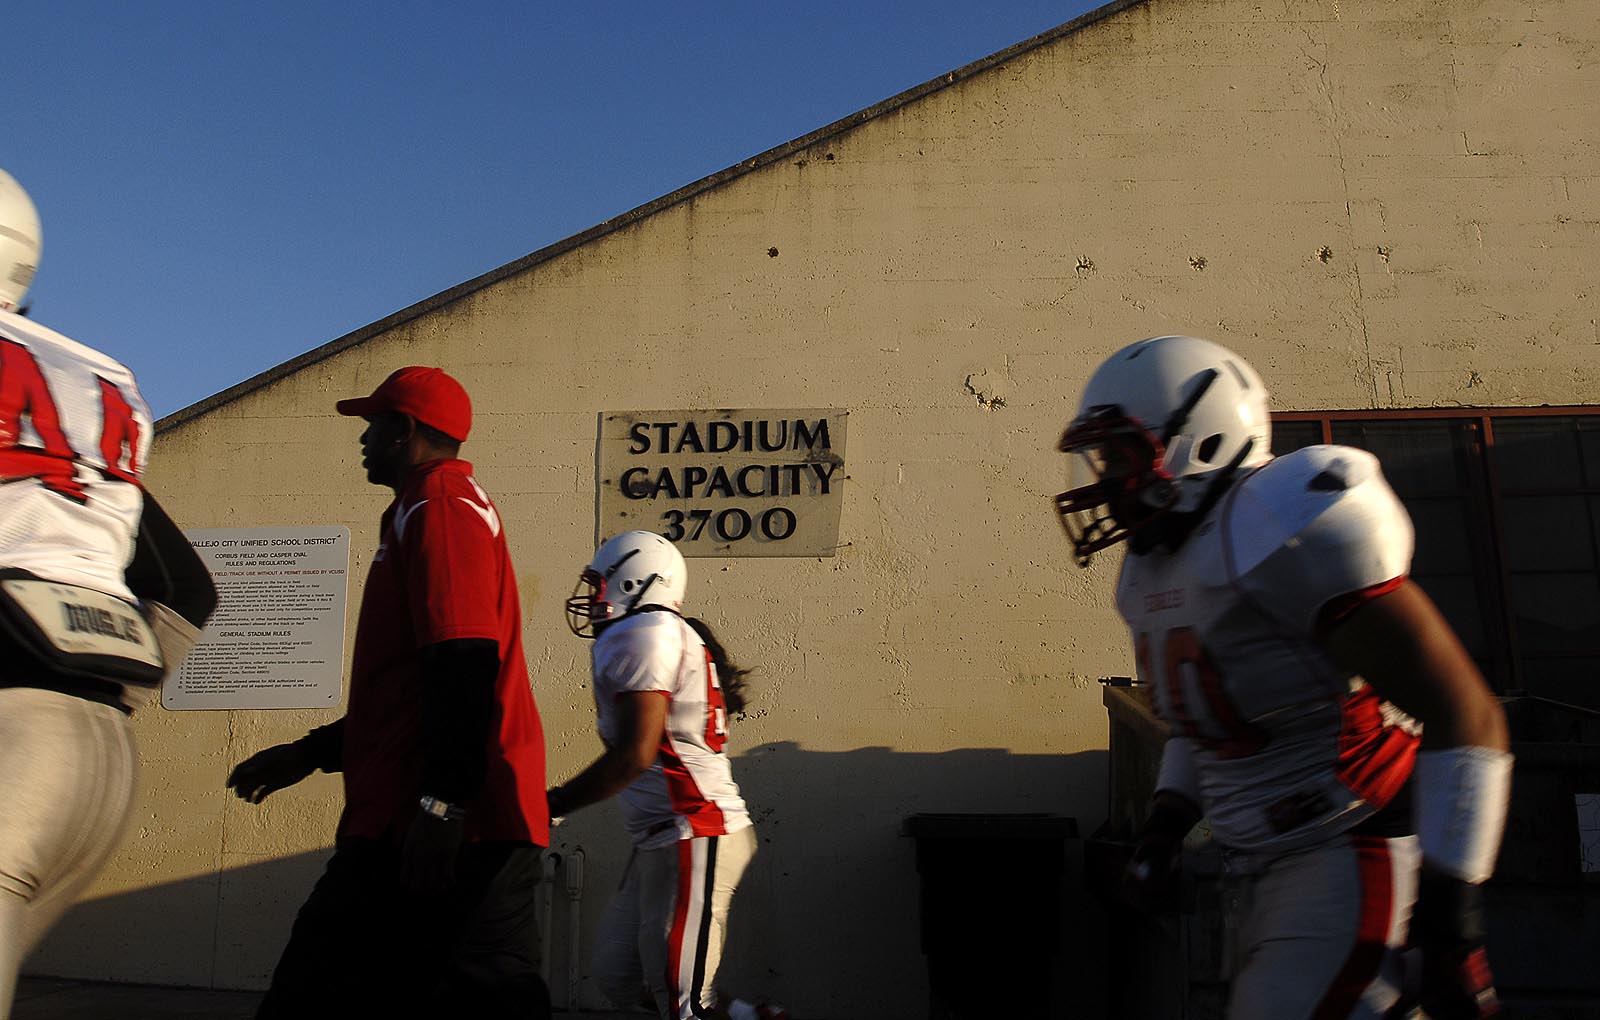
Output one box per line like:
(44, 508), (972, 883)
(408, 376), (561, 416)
(598, 409), (848, 557)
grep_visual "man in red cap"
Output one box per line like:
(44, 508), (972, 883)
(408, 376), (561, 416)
(227, 366), (551, 1019)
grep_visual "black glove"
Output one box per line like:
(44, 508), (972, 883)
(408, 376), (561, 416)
(225, 742), (316, 804)
(546, 786), (571, 819)
(1410, 869), (1499, 1019)
(1123, 793), (1201, 913)
(400, 809), (466, 893)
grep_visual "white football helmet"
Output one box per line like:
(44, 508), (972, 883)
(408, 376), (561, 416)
(1057, 335), (1272, 565)
(0, 169), (41, 313)
(565, 530), (688, 638)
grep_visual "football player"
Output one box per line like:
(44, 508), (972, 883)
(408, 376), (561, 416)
(0, 168), (215, 1018)
(551, 531), (784, 1020)
(1057, 336), (1509, 1020)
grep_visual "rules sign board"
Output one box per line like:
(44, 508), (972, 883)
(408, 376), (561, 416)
(163, 526), (350, 710)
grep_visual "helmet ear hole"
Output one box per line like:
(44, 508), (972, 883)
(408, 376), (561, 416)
(1196, 434), (1222, 463)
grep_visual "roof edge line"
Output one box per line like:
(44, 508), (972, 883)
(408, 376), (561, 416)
(157, 0), (1141, 434)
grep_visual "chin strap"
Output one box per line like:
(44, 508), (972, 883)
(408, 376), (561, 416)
(1133, 437), (1256, 555)
(1159, 369), (1219, 445)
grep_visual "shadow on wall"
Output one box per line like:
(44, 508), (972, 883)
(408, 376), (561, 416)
(711, 741), (1110, 1020)
(26, 742), (1110, 1020)
(25, 846), (333, 991)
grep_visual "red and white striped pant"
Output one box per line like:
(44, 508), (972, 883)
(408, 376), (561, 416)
(593, 825), (757, 1020)
(1225, 833), (1420, 1020)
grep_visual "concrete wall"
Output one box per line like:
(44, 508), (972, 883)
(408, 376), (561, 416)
(28, 1), (1598, 1016)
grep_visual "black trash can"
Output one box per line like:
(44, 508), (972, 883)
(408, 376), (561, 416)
(901, 812), (1079, 1019)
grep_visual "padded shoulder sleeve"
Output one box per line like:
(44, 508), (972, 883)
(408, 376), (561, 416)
(1223, 446), (1414, 640)
(593, 615), (684, 697)
(126, 489), (217, 627)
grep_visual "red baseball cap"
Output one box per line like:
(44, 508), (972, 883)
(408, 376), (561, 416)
(335, 366), (472, 441)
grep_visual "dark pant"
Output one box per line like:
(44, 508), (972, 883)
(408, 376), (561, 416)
(257, 838), (551, 1020)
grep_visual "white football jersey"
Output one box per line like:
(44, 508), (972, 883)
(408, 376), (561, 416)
(1118, 445), (1421, 854)
(592, 611), (751, 849)
(0, 310), (150, 600)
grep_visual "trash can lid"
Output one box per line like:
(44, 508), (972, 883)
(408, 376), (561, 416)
(900, 813), (1079, 839)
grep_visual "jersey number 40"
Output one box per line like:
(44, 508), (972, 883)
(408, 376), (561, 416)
(1138, 626), (1269, 760)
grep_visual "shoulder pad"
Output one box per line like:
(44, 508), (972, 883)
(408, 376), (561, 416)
(593, 613), (686, 694)
(0, 309), (136, 377)
(1223, 446), (1413, 639)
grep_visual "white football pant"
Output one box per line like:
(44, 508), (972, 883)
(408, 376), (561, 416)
(593, 826), (757, 1020)
(1225, 832), (1420, 1020)
(0, 687), (137, 1020)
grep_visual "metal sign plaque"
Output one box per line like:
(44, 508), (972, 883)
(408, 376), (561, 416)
(162, 526), (350, 710)
(597, 409), (848, 557)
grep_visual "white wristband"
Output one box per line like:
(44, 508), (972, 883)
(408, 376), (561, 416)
(1414, 746), (1513, 884)
(1156, 736), (1202, 806)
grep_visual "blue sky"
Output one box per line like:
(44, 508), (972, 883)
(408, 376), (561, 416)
(10, 2), (1099, 417)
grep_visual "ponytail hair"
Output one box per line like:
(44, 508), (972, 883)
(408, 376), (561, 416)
(684, 616), (750, 717)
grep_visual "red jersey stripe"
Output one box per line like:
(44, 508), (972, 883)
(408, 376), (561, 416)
(1314, 574), (1408, 643)
(1335, 684), (1419, 809)
(658, 728), (729, 837)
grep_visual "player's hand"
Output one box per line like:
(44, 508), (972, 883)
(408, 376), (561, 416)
(225, 742), (315, 804)
(1411, 869), (1500, 1019)
(1121, 793), (1200, 913)
(400, 811), (465, 893)
(1122, 830), (1183, 912)
(1416, 944), (1498, 1019)
(546, 785), (572, 821)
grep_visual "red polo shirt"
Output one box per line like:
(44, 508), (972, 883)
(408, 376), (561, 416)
(338, 458), (549, 846)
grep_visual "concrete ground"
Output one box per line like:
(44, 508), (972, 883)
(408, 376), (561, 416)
(13, 976), (592, 1019)
(13, 977), (260, 1019)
